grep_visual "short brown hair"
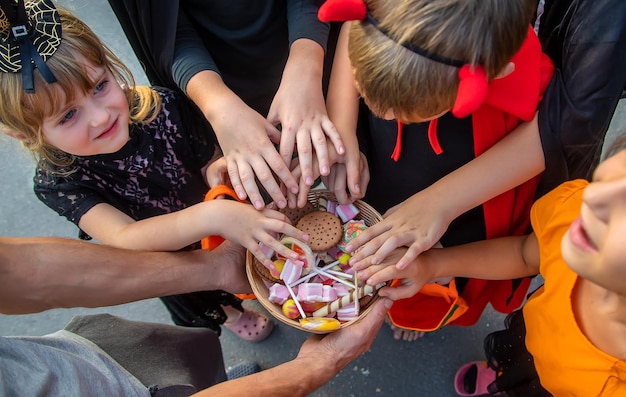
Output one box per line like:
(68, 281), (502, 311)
(349, 0), (536, 120)
(0, 8), (160, 168)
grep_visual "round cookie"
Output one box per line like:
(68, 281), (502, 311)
(280, 201), (315, 225)
(295, 210), (342, 252)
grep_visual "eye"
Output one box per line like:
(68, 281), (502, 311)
(59, 109), (77, 125)
(94, 79), (109, 94)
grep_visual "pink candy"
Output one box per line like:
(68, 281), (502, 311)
(280, 259), (304, 284)
(297, 283), (324, 302)
(336, 302), (360, 321)
(335, 203), (359, 223)
(268, 284), (290, 305)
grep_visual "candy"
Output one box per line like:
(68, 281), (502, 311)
(337, 252), (351, 265)
(270, 259), (286, 279)
(268, 283), (290, 305)
(279, 237), (316, 275)
(336, 302), (360, 322)
(297, 283), (324, 302)
(258, 242), (275, 260)
(322, 285), (338, 302)
(337, 220), (368, 252)
(312, 283), (385, 318)
(282, 299), (301, 319)
(336, 203), (359, 222)
(280, 258), (304, 284)
(299, 317), (341, 332)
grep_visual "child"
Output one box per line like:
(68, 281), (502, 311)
(0, 0), (309, 341)
(316, 0), (554, 339)
(107, 0), (345, 210)
(356, 133), (626, 396)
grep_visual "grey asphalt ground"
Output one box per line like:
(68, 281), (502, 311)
(1, 1), (624, 396)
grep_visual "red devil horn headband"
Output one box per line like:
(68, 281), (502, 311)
(319, 0), (488, 118)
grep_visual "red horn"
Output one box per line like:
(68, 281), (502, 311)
(451, 65), (488, 118)
(318, 0), (367, 22)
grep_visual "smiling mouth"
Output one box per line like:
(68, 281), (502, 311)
(96, 119), (117, 139)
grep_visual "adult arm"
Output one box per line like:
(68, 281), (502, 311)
(0, 236), (248, 314)
(191, 297), (391, 397)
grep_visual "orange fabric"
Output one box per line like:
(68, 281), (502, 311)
(200, 185), (255, 301)
(524, 180), (626, 395)
(387, 279), (468, 332)
(388, 27), (555, 329)
(200, 185), (249, 250)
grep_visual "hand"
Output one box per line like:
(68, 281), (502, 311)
(205, 156), (229, 188)
(213, 97), (298, 210)
(355, 248), (434, 301)
(200, 240), (252, 295)
(296, 297), (391, 371)
(218, 201), (310, 270)
(348, 189), (454, 271)
(322, 151), (369, 205)
(268, 39), (345, 192)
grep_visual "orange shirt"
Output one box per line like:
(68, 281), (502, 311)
(525, 180), (626, 396)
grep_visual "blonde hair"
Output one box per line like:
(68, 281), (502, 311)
(349, 0), (536, 120)
(0, 8), (160, 168)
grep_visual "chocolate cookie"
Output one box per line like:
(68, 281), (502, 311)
(295, 210), (342, 252)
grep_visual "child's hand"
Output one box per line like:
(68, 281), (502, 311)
(322, 151), (369, 205)
(205, 156), (229, 188)
(348, 189), (453, 271)
(355, 247), (434, 301)
(219, 202), (310, 270)
(267, 39), (345, 193)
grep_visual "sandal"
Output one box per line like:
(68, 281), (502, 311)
(223, 308), (274, 342)
(454, 361), (498, 396)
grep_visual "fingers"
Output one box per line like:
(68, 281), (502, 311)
(309, 122), (331, 178)
(321, 118), (345, 157)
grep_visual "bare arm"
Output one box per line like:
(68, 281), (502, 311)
(322, 22), (367, 203)
(349, 113), (545, 269)
(78, 200), (308, 269)
(191, 298), (390, 397)
(356, 234), (541, 302)
(0, 236), (248, 314)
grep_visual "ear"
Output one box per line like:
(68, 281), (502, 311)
(494, 62), (515, 80)
(2, 128), (29, 141)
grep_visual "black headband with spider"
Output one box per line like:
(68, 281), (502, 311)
(0, 0), (61, 93)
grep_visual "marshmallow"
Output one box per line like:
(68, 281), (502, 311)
(322, 285), (338, 302)
(336, 302), (360, 321)
(280, 259), (304, 284)
(336, 203), (359, 222)
(268, 283), (290, 305)
(297, 283), (324, 302)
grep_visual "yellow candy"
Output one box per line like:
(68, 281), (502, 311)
(282, 299), (300, 319)
(299, 317), (341, 332)
(271, 259), (285, 279)
(338, 253), (351, 265)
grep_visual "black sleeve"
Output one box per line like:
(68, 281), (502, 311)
(107, 0), (180, 89)
(535, 0), (626, 197)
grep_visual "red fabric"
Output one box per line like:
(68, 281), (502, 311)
(452, 65), (488, 118)
(389, 26), (555, 330)
(318, 0), (366, 22)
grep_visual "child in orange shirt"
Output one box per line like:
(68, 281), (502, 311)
(356, 134), (626, 395)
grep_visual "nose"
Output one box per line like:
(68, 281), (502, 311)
(86, 99), (109, 127)
(583, 177), (626, 223)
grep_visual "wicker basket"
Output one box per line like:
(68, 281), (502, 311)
(246, 190), (384, 334)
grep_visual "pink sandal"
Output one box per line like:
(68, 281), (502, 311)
(454, 361), (498, 396)
(223, 308), (274, 342)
